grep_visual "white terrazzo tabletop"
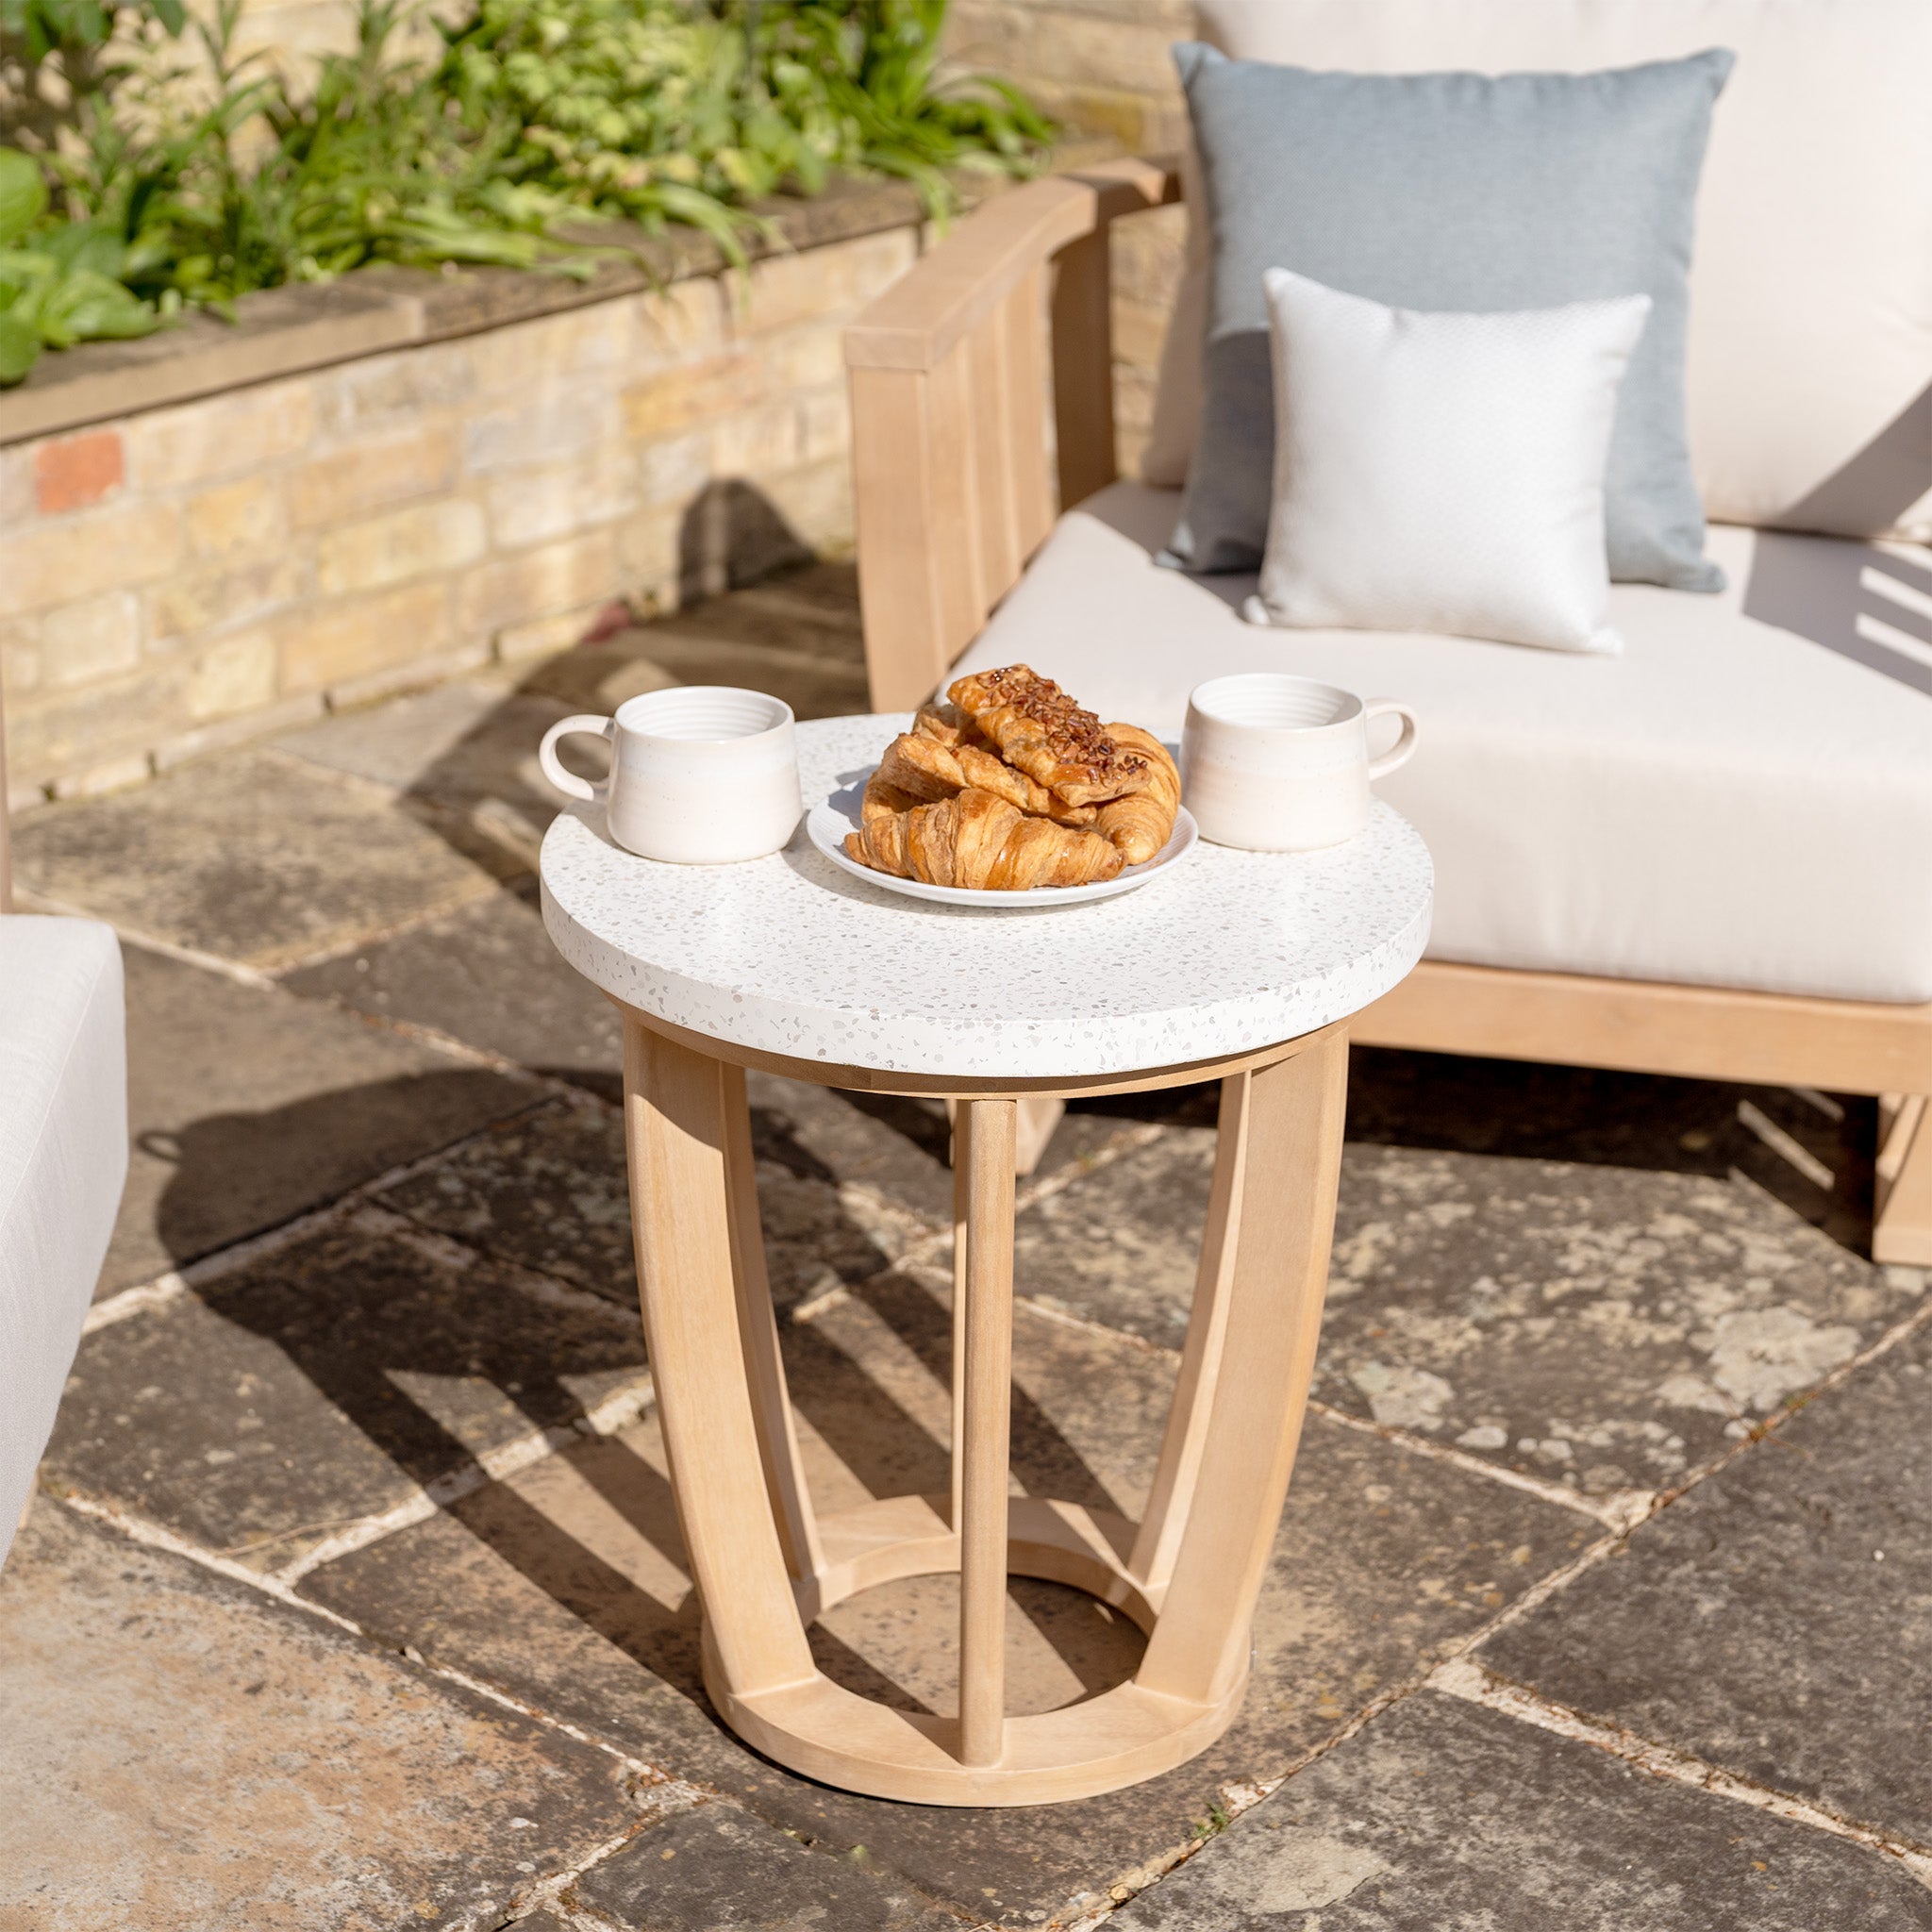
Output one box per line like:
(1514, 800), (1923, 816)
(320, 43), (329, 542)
(540, 713), (1433, 1081)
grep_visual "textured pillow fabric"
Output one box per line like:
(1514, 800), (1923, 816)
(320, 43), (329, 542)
(1148, 0), (1932, 548)
(1165, 43), (1730, 594)
(1247, 272), (1649, 654)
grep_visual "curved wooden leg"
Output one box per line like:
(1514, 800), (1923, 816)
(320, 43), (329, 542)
(1129, 1068), (1252, 1597)
(1876, 1094), (1932, 1266)
(622, 1019), (815, 1697)
(720, 1059), (823, 1586)
(1136, 1026), (1349, 1707)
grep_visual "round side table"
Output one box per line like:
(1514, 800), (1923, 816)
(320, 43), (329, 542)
(541, 713), (1431, 1807)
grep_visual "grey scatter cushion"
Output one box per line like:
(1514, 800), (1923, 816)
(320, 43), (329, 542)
(1166, 42), (1733, 591)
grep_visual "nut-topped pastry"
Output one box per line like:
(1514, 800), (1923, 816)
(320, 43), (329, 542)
(946, 665), (1158, 808)
(840, 666), (1182, 891)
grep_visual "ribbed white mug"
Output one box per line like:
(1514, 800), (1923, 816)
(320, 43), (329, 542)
(539, 686), (802, 864)
(1180, 674), (1418, 852)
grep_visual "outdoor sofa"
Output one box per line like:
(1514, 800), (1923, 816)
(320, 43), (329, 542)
(0, 702), (127, 1568)
(842, 1), (1932, 1260)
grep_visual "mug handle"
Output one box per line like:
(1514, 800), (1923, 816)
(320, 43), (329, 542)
(1364, 699), (1419, 780)
(539, 714), (615, 806)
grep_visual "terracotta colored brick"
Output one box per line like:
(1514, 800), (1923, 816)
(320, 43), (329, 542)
(0, 502), (182, 619)
(315, 498), (487, 596)
(622, 354), (765, 440)
(288, 425), (456, 530)
(278, 578), (452, 692)
(33, 431), (125, 515)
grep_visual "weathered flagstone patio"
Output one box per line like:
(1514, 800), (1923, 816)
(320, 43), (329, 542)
(4, 565), (1930, 1930)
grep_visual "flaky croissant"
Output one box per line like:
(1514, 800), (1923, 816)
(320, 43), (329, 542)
(1094, 724), (1180, 864)
(875, 730), (1096, 826)
(912, 700), (988, 751)
(844, 787), (1123, 891)
(947, 664), (1157, 808)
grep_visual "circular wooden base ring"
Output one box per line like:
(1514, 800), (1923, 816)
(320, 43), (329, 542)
(698, 1496), (1246, 1807)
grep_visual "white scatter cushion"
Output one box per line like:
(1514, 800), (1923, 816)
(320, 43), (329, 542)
(1149, 0), (1932, 546)
(1248, 271), (1649, 654)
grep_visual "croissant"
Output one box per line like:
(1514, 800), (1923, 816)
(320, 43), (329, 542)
(1094, 724), (1181, 864)
(875, 730), (1097, 826)
(862, 773), (923, 824)
(844, 787), (1123, 891)
(912, 700), (988, 751)
(947, 664), (1157, 808)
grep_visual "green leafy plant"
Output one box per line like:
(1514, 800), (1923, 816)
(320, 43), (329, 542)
(27, 0), (1050, 349)
(0, 146), (161, 384)
(57, 0), (595, 306)
(1, 0), (185, 153)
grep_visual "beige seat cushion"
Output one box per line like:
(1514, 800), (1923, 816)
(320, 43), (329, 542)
(1144, 0), (1932, 547)
(953, 483), (1932, 1004)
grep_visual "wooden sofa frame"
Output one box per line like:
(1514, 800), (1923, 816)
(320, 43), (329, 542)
(843, 156), (1932, 1266)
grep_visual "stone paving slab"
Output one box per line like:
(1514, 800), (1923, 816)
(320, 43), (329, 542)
(274, 675), (575, 823)
(0, 1500), (641, 1932)
(1010, 1108), (1905, 1499)
(48, 1208), (647, 1573)
(567, 1802), (962, 1930)
(1107, 1690), (1932, 1931)
(13, 749), (516, 970)
(283, 877), (629, 1095)
(1315, 1145), (1904, 1498)
(1482, 1314), (1932, 1850)
(300, 1268), (1591, 1926)
(375, 1091), (948, 1314)
(1347, 1047), (1873, 1257)
(108, 941), (536, 1292)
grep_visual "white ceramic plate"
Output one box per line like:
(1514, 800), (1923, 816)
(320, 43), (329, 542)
(807, 767), (1198, 909)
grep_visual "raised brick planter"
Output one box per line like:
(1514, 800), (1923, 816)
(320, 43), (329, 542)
(0, 181), (941, 804)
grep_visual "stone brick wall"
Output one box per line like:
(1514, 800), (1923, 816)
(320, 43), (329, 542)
(0, 225), (912, 806)
(946, 0), (1192, 474)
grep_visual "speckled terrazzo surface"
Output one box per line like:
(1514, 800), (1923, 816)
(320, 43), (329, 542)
(539, 713), (1434, 1078)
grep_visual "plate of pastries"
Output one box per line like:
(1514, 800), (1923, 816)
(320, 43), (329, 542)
(809, 664), (1197, 907)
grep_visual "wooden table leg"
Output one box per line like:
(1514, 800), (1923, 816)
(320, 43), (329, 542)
(1136, 1026), (1349, 1707)
(955, 1096), (1018, 1768)
(720, 1060), (824, 1588)
(1129, 1067), (1252, 1597)
(622, 1019), (816, 1699)
(613, 1012), (1353, 1805)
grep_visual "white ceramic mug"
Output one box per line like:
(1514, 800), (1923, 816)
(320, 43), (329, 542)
(1180, 674), (1419, 852)
(539, 686), (801, 864)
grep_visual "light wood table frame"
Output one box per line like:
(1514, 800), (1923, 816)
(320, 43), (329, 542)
(616, 1001), (1349, 1807)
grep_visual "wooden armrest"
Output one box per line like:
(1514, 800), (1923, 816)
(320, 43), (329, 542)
(845, 156), (1181, 710)
(844, 156), (1180, 375)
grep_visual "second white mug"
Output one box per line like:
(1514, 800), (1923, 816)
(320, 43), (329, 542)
(1180, 674), (1419, 852)
(539, 685), (802, 864)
